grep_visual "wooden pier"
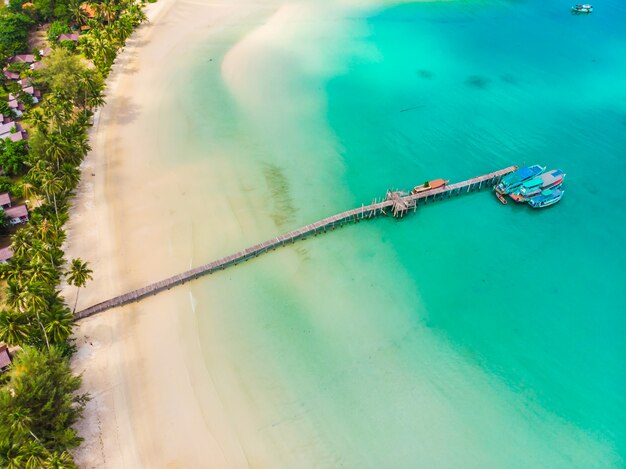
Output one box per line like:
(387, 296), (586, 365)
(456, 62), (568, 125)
(75, 166), (516, 319)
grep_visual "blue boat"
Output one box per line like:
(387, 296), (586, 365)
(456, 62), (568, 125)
(527, 187), (564, 208)
(495, 165), (545, 195)
(512, 169), (566, 201)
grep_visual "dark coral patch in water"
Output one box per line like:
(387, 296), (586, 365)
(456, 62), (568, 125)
(465, 75), (491, 89)
(417, 69), (434, 79)
(500, 73), (517, 85)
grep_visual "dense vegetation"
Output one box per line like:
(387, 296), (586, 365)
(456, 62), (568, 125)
(0, 0), (148, 466)
(0, 11), (33, 57)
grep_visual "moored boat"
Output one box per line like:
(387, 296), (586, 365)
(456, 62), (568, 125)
(510, 169), (566, 202)
(494, 165), (545, 195)
(572, 3), (593, 13)
(411, 179), (449, 194)
(527, 187), (564, 208)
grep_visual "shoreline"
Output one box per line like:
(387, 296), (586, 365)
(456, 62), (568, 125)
(67, 0), (288, 466)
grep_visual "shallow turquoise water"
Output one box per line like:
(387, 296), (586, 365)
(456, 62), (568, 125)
(177, 0), (626, 465)
(330, 0), (626, 456)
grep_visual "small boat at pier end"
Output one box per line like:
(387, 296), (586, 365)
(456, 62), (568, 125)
(510, 169), (565, 202)
(527, 187), (564, 208)
(495, 165), (545, 195)
(572, 4), (593, 13)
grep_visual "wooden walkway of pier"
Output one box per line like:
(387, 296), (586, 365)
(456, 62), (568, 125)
(75, 166), (517, 319)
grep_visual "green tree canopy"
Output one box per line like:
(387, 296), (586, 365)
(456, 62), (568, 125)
(0, 12), (34, 57)
(32, 49), (104, 108)
(47, 20), (71, 42)
(0, 347), (87, 467)
(0, 139), (29, 176)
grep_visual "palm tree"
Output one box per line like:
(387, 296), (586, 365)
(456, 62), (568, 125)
(18, 439), (47, 469)
(19, 180), (42, 208)
(27, 111), (48, 134)
(66, 258), (93, 313)
(4, 281), (22, 310)
(44, 133), (69, 171)
(44, 451), (77, 469)
(21, 283), (51, 350)
(40, 172), (64, 220)
(0, 310), (31, 346)
(10, 229), (32, 258)
(42, 305), (73, 345)
(68, 0), (88, 27)
(59, 163), (81, 191)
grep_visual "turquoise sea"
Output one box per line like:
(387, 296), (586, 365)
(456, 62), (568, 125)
(177, 0), (626, 465)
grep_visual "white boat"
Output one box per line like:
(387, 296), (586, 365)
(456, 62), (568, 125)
(572, 4), (593, 13)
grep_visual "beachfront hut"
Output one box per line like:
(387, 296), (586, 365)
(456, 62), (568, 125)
(80, 2), (97, 18)
(0, 193), (11, 209)
(8, 54), (35, 64)
(7, 98), (24, 117)
(58, 33), (81, 42)
(0, 121), (19, 139)
(5, 204), (29, 225)
(6, 132), (26, 142)
(0, 344), (12, 373)
(3, 70), (20, 81)
(21, 86), (40, 103)
(0, 246), (13, 264)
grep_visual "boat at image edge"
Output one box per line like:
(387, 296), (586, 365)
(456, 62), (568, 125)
(527, 187), (564, 208)
(510, 169), (566, 202)
(494, 165), (545, 195)
(572, 4), (593, 13)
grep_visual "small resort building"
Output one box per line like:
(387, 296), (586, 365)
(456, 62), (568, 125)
(58, 33), (81, 42)
(3, 70), (20, 81)
(8, 54), (35, 64)
(0, 192), (11, 209)
(0, 246), (13, 264)
(0, 344), (12, 373)
(0, 343), (19, 373)
(4, 204), (29, 225)
(80, 2), (97, 18)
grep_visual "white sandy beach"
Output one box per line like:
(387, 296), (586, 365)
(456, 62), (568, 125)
(66, 0), (294, 466)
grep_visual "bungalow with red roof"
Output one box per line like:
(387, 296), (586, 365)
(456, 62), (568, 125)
(0, 246), (13, 264)
(8, 54), (35, 64)
(20, 86), (40, 103)
(81, 2), (97, 18)
(58, 33), (81, 42)
(3, 70), (20, 80)
(30, 62), (45, 71)
(0, 193), (11, 209)
(0, 343), (12, 372)
(6, 132), (26, 142)
(0, 114), (12, 125)
(5, 204), (29, 225)
(40, 47), (53, 57)
(7, 95), (25, 117)
(0, 121), (20, 139)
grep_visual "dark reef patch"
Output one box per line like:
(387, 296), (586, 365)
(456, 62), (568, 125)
(417, 69), (434, 79)
(465, 75), (491, 89)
